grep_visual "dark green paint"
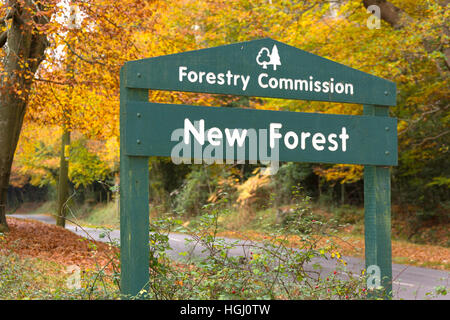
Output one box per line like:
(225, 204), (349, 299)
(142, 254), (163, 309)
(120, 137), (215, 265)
(124, 38), (396, 106)
(125, 102), (397, 166)
(364, 105), (393, 297)
(120, 39), (397, 299)
(120, 66), (150, 297)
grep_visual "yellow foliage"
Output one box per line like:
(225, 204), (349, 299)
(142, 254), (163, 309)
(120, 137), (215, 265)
(314, 164), (363, 185)
(9, 0), (447, 198)
(236, 168), (271, 207)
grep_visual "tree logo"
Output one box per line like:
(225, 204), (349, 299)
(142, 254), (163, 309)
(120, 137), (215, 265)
(256, 45), (281, 70)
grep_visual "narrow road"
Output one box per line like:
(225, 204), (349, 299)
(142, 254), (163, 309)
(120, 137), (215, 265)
(8, 213), (449, 300)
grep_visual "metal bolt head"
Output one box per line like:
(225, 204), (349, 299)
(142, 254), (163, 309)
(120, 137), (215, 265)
(384, 91), (389, 96)
(385, 151), (390, 155)
(137, 139), (141, 144)
(385, 127), (389, 131)
(137, 113), (141, 118)
(137, 73), (141, 78)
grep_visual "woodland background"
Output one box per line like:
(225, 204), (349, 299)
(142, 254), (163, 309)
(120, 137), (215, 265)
(1, 0), (448, 245)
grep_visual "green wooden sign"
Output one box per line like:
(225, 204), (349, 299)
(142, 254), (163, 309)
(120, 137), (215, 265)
(125, 102), (397, 166)
(120, 38), (397, 298)
(124, 38), (396, 106)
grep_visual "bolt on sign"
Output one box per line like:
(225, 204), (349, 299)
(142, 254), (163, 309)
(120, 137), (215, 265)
(120, 38), (397, 298)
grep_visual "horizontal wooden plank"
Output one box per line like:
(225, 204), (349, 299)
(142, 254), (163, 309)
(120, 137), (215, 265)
(124, 38), (396, 106)
(124, 102), (398, 166)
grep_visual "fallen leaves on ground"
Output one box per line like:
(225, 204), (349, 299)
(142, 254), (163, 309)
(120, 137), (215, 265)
(2, 217), (119, 271)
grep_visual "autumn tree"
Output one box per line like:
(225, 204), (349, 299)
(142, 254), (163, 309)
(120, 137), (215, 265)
(360, 0), (449, 209)
(1, 0), (161, 231)
(0, 0), (56, 231)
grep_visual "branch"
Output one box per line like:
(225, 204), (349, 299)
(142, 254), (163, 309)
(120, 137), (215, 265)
(34, 77), (69, 86)
(414, 130), (450, 147)
(0, 5), (17, 48)
(0, 31), (7, 48)
(31, 0), (50, 24)
(64, 39), (107, 66)
(397, 105), (445, 136)
(363, 0), (413, 29)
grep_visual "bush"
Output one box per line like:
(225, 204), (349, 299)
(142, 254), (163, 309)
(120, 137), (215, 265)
(137, 194), (373, 300)
(333, 205), (363, 225)
(173, 165), (218, 216)
(269, 162), (315, 206)
(172, 165), (239, 217)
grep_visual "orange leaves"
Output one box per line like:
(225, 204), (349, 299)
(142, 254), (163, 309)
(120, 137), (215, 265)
(314, 164), (363, 185)
(4, 217), (119, 271)
(236, 168), (271, 207)
(27, 0), (171, 140)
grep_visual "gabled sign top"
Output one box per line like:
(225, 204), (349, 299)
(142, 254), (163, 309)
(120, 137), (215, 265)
(124, 38), (396, 106)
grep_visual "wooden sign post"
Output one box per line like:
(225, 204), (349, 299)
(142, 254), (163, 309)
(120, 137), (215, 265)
(120, 38), (397, 297)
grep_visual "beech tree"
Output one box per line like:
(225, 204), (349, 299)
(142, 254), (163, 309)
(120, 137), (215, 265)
(0, 0), (54, 231)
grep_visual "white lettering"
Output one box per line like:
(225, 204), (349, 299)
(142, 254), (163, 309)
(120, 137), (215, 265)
(300, 132), (311, 150)
(187, 71), (198, 82)
(327, 133), (338, 151)
(335, 82), (344, 94)
(225, 128), (247, 147)
(345, 83), (354, 95)
(207, 127), (222, 146)
(258, 73), (268, 88)
(284, 131), (298, 149)
(198, 71), (206, 83)
(217, 73), (225, 85)
(269, 77), (278, 89)
(206, 72), (216, 84)
(180, 66), (354, 95)
(269, 123), (282, 149)
(339, 127), (349, 152)
(179, 66), (187, 82)
(312, 133), (326, 151)
(184, 118), (204, 145)
(242, 75), (250, 91)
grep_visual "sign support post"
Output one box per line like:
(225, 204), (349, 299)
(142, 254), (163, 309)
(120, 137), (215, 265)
(363, 104), (392, 296)
(120, 66), (150, 297)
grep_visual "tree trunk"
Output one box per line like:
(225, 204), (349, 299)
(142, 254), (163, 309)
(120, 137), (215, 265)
(0, 0), (49, 231)
(55, 1), (78, 228)
(363, 0), (413, 29)
(56, 130), (71, 227)
(0, 97), (26, 232)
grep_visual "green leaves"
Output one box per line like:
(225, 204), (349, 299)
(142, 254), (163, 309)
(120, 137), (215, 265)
(68, 139), (110, 188)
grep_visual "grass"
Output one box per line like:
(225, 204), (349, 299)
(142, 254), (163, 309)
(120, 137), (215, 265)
(77, 201), (120, 228)
(0, 251), (121, 300)
(0, 251), (72, 299)
(34, 201), (57, 214)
